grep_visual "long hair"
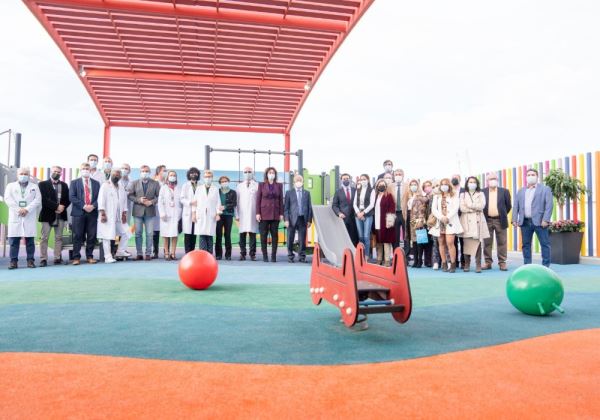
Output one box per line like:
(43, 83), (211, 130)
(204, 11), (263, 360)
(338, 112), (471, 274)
(264, 167), (278, 182)
(186, 167), (200, 181)
(464, 176), (481, 192)
(439, 178), (455, 197)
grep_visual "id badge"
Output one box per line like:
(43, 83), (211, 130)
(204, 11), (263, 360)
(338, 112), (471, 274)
(19, 201), (27, 208)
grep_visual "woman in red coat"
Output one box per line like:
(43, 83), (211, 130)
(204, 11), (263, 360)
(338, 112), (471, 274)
(374, 178), (396, 266)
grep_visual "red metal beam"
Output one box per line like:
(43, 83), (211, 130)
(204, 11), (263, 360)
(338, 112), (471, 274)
(103, 125), (111, 157)
(284, 132), (291, 174)
(85, 68), (306, 90)
(34, 0), (348, 33)
(110, 121), (285, 134)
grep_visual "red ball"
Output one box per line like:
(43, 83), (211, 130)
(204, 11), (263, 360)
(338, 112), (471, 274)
(178, 250), (218, 290)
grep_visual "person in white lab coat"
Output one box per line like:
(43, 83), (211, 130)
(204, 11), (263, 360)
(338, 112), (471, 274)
(158, 171), (182, 260)
(5, 167), (41, 269)
(118, 163), (134, 225)
(97, 169), (131, 263)
(180, 167), (201, 254)
(152, 164), (167, 259)
(235, 166), (259, 261)
(195, 169), (221, 254)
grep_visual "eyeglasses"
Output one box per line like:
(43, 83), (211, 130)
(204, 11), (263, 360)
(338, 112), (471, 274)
(243, 171), (252, 174)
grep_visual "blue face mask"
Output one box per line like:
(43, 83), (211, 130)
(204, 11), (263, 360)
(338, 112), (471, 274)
(342, 180), (350, 187)
(18, 175), (29, 183)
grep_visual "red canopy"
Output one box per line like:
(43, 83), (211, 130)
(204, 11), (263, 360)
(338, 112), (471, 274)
(23, 0), (374, 170)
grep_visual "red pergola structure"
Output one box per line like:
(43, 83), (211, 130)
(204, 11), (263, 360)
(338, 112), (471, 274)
(23, 0), (375, 172)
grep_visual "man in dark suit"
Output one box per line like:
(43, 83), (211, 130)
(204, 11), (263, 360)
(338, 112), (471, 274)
(69, 162), (100, 265)
(128, 165), (161, 260)
(482, 173), (512, 271)
(284, 174), (313, 263)
(38, 165), (71, 266)
(332, 173), (359, 245)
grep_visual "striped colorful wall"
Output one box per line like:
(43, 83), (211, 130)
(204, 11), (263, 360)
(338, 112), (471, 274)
(479, 150), (600, 258)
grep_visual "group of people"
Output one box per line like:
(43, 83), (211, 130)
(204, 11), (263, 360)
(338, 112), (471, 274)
(5, 156), (553, 270)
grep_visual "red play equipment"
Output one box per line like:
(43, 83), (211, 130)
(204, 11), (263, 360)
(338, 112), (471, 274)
(178, 250), (218, 290)
(310, 206), (412, 328)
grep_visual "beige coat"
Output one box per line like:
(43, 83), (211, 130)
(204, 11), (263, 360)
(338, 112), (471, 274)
(459, 191), (490, 240)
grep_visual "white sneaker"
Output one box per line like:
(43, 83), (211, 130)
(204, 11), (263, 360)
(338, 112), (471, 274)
(104, 257), (116, 264)
(115, 250), (131, 257)
(433, 263), (439, 270)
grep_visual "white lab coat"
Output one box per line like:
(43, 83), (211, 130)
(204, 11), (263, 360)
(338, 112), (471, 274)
(97, 182), (129, 240)
(158, 184), (182, 237)
(180, 181), (199, 235)
(4, 181), (41, 237)
(195, 184), (221, 236)
(235, 180), (259, 233)
(91, 169), (108, 185)
(153, 180), (164, 232)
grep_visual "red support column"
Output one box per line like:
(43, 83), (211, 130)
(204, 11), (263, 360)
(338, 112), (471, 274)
(284, 132), (291, 174)
(103, 126), (111, 157)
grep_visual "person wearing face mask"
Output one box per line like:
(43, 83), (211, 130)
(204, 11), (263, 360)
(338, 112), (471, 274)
(87, 154), (103, 184)
(426, 180), (442, 270)
(284, 174), (313, 263)
(421, 180), (435, 268)
(38, 166), (70, 266)
(5, 167), (42, 269)
(404, 179), (429, 268)
(512, 168), (554, 267)
(482, 173), (512, 271)
(195, 170), (221, 254)
(373, 179), (396, 266)
(158, 171), (182, 260)
(256, 167), (284, 262)
(429, 178), (463, 272)
(180, 167), (201, 254)
(152, 165), (167, 259)
(97, 169), (131, 263)
(450, 174), (466, 269)
(392, 168), (409, 253)
(215, 176), (237, 261)
(332, 173), (359, 246)
(128, 165), (160, 260)
(353, 174), (376, 260)
(459, 177), (489, 273)
(69, 162), (101, 265)
(119, 163), (134, 225)
(236, 167), (259, 261)
(377, 159), (394, 180)
(98, 156), (113, 183)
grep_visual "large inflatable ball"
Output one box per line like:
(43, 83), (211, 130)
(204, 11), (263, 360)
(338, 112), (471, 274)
(506, 264), (564, 316)
(178, 250), (218, 290)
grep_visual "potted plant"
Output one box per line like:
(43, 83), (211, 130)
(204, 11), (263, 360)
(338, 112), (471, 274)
(544, 169), (587, 264)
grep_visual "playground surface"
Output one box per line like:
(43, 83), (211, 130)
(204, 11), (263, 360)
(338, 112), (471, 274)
(1, 253), (599, 418)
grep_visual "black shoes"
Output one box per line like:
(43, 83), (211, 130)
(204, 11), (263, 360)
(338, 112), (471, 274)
(40, 260), (48, 267)
(8, 261), (17, 270)
(288, 256), (295, 263)
(27, 260), (36, 268)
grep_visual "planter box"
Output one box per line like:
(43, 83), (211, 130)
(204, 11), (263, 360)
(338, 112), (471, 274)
(550, 231), (584, 264)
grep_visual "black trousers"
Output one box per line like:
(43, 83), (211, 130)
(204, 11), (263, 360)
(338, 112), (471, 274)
(239, 232), (257, 257)
(454, 236), (465, 266)
(259, 220), (279, 257)
(393, 210), (406, 250)
(72, 211), (98, 260)
(153, 229), (160, 255)
(184, 222), (197, 254)
(344, 217), (359, 246)
(287, 216), (307, 258)
(402, 210), (412, 258)
(215, 215), (233, 258)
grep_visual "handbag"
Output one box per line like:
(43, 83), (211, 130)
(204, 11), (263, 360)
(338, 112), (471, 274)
(427, 213), (437, 228)
(416, 228), (429, 244)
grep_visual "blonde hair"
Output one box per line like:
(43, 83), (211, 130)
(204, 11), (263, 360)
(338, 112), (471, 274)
(439, 178), (455, 197)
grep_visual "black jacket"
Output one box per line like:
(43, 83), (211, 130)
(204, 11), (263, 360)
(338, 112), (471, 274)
(332, 186), (356, 221)
(38, 179), (70, 223)
(220, 189), (237, 215)
(482, 187), (512, 229)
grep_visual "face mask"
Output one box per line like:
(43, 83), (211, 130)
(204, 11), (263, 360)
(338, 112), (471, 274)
(384, 178), (393, 185)
(360, 180), (369, 188)
(395, 175), (403, 183)
(121, 169), (129, 176)
(342, 180), (350, 187)
(424, 186), (432, 194)
(295, 182), (303, 189)
(410, 185), (418, 193)
(18, 175), (29, 183)
(377, 185), (386, 192)
(451, 178), (459, 186)
(140, 172), (150, 180)
(433, 187), (440, 194)
(468, 182), (477, 191)
(103, 162), (112, 170)
(161, 172), (168, 180)
(51, 173), (61, 181)
(88, 160), (98, 169)
(204, 177), (213, 185)
(111, 176), (120, 184)
(384, 165), (393, 173)
(244, 172), (253, 181)
(80, 169), (90, 178)
(527, 175), (537, 185)
(267, 173), (275, 182)
(488, 180), (498, 188)
(168, 176), (177, 183)
(440, 185), (450, 193)
(190, 173), (199, 181)
(221, 182), (229, 189)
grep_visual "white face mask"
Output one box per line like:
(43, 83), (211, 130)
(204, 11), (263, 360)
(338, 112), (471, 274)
(121, 169), (130, 176)
(527, 175), (538, 185)
(468, 182), (477, 191)
(80, 169), (90, 178)
(384, 165), (393, 173)
(360, 180), (369, 188)
(440, 185), (450, 193)
(221, 182), (229, 189)
(204, 177), (213, 185)
(267, 173), (275, 181)
(384, 178), (393, 185)
(18, 175), (29, 183)
(88, 160), (98, 169)
(168, 175), (177, 183)
(244, 172), (253, 181)
(488, 180), (498, 188)
(410, 185), (418, 193)
(395, 175), (403, 183)
(140, 172), (150, 180)
(103, 162), (112, 170)
(295, 182), (303, 189)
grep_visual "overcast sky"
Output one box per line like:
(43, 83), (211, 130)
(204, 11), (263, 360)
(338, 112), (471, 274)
(1, 1), (599, 181)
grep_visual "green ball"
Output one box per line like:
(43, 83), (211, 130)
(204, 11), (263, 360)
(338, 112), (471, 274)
(506, 264), (564, 316)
